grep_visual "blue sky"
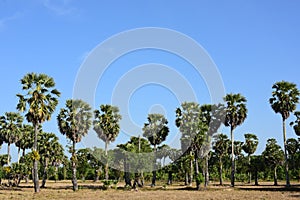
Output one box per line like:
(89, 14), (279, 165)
(1, 0), (300, 159)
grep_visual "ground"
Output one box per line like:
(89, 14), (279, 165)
(0, 180), (299, 199)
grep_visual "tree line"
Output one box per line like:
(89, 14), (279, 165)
(0, 73), (300, 193)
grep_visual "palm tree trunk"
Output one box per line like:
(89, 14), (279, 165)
(282, 118), (290, 187)
(151, 145), (157, 187)
(274, 165), (278, 186)
(254, 169), (258, 186)
(17, 147), (21, 164)
(168, 170), (172, 185)
(248, 154), (251, 184)
(189, 151), (193, 186)
(105, 140), (109, 180)
(219, 157), (223, 185)
(195, 155), (200, 190)
(22, 148), (26, 157)
(7, 143), (11, 166)
(33, 123), (40, 193)
(205, 155), (209, 187)
(41, 158), (49, 188)
(230, 126), (235, 187)
(185, 171), (188, 185)
(72, 140), (78, 191)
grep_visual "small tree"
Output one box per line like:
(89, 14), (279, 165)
(242, 133), (259, 183)
(262, 138), (284, 186)
(57, 99), (92, 191)
(143, 113), (169, 187)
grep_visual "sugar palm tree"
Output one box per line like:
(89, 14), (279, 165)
(0, 112), (23, 166)
(93, 104), (121, 180)
(213, 133), (230, 185)
(242, 133), (258, 183)
(262, 138), (284, 186)
(269, 81), (300, 187)
(57, 99), (92, 191)
(143, 113), (169, 187)
(16, 73), (60, 192)
(224, 93), (247, 187)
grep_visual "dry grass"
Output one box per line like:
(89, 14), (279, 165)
(0, 180), (299, 200)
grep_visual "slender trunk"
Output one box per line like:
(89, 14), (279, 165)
(195, 155), (200, 190)
(230, 126), (235, 187)
(124, 157), (131, 187)
(248, 154), (251, 184)
(72, 140), (78, 191)
(17, 147), (21, 164)
(189, 151), (193, 186)
(219, 157), (223, 185)
(274, 165), (278, 186)
(282, 118), (290, 187)
(7, 143), (11, 166)
(94, 166), (102, 182)
(55, 165), (58, 182)
(33, 123), (40, 193)
(185, 171), (188, 185)
(205, 155), (209, 187)
(22, 148), (26, 158)
(254, 170), (258, 186)
(151, 145), (157, 187)
(105, 140), (109, 180)
(41, 157), (49, 188)
(167, 170), (172, 185)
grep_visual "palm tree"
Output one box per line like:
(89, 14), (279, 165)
(262, 138), (284, 186)
(224, 93), (247, 187)
(16, 73), (60, 192)
(0, 112), (23, 166)
(143, 113), (169, 187)
(242, 133), (259, 183)
(213, 133), (230, 185)
(93, 104), (121, 180)
(39, 132), (64, 188)
(269, 81), (300, 187)
(15, 124), (35, 162)
(57, 99), (92, 191)
(176, 102), (206, 188)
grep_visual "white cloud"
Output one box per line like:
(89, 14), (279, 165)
(0, 12), (22, 31)
(42, 0), (77, 16)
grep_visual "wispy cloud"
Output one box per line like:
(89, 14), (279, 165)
(0, 12), (22, 31)
(42, 0), (77, 16)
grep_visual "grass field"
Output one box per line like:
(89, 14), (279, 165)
(0, 180), (299, 200)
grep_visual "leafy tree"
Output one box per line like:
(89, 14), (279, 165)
(224, 93), (247, 187)
(15, 124), (35, 163)
(213, 133), (230, 185)
(76, 148), (92, 181)
(93, 104), (121, 180)
(262, 138), (284, 186)
(290, 111), (300, 137)
(285, 138), (299, 174)
(176, 102), (206, 188)
(143, 113), (169, 187)
(0, 112), (23, 165)
(250, 155), (265, 186)
(39, 132), (64, 188)
(16, 73), (60, 192)
(242, 133), (259, 183)
(57, 99), (92, 191)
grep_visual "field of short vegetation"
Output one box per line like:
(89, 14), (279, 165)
(0, 180), (299, 200)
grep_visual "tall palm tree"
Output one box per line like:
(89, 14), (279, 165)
(242, 133), (259, 183)
(143, 113), (169, 187)
(0, 112), (23, 166)
(93, 104), (121, 180)
(224, 93), (247, 187)
(16, 73), (60, 192)
(213, 133), (230, 185)
(57, 99), (92, 191)
(269, 81), (300, 187)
